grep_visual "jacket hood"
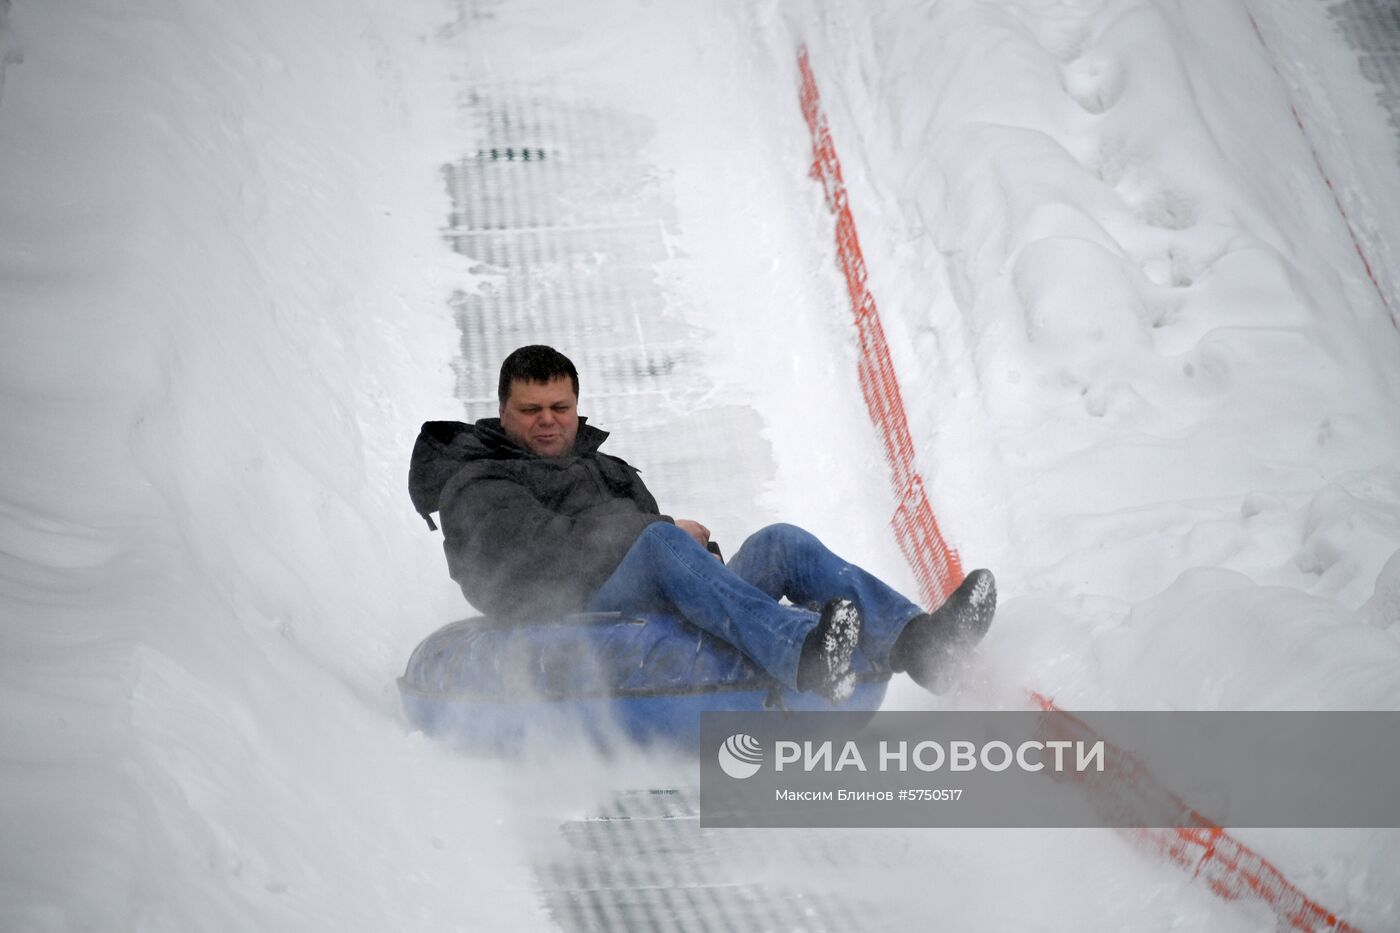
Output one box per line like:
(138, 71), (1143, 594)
(407, 417), (608, 529)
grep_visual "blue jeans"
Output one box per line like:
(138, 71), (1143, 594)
(586, 522), (924, 689)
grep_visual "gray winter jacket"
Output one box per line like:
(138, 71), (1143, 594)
(408, 418), (672, 621)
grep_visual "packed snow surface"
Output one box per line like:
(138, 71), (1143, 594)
(2, 0), (1399, 930)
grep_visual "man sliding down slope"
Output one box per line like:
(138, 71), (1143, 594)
(409, 344), (996, 702)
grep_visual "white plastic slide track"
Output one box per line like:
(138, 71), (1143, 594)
(440, 80), (784, 546)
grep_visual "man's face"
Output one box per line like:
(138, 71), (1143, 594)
(499, 375), (579, 458)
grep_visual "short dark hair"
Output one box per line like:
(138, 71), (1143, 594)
(497, 345), (579, 406)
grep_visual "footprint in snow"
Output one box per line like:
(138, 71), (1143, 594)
(1062, 53), (1125, 114)
(1133, 188), (1200, 230)
(1141, 249), (1200, 288)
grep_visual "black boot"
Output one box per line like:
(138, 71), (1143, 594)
(890, 569), (997, 694)
(796, 597), (862, 704)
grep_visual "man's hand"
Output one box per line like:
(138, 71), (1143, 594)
(675, 519), (713, 551)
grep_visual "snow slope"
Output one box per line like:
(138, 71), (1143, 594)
(2, 0), (1398, 929)
(0, 1), (554, 929)
(792, 0), (1400, 708)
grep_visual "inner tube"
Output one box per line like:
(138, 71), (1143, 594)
(398, 611), (890, 752)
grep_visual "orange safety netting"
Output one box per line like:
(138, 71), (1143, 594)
(797, 47), (963, 610)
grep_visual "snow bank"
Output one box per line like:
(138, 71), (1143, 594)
(0, 0), (559, 928)
(784, 0), (1400, 924)
(787, 0), (1400, 702)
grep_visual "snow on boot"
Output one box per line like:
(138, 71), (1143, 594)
(796, 597), (862, 704)
(891, 569), (997, 695)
